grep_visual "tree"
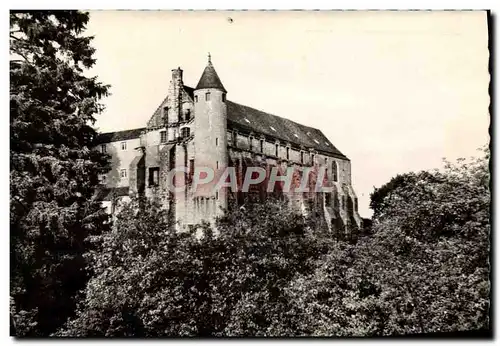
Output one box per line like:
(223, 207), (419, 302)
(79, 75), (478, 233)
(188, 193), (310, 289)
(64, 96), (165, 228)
(285, 147), (490, 336)
(10, 11), (110, 336)
(58, 197), (332, 337)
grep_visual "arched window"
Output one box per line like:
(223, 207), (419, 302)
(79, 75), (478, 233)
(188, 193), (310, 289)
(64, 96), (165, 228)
(332, 161), (338, 182)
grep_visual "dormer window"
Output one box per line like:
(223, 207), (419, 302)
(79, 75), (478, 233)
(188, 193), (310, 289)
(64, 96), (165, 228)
(205, 92), (211, 101)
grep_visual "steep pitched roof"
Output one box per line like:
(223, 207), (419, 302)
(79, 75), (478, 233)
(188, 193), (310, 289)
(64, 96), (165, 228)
(195, 62), (227, 93)
(225, 100), (347, 159)
(185, 85), (346, 158)
(96, 128), (145, 144)
(97, 83), (347, 159)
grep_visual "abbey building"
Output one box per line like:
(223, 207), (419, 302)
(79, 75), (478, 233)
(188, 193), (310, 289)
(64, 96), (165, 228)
(95, 56), (362, 233)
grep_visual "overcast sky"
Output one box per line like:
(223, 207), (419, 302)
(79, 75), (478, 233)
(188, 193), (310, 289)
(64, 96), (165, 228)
(86, 10), (489, 217)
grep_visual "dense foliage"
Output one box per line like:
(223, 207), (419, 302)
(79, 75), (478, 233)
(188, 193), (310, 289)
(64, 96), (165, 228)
(57, 197), (332, 336)
(10, 11), (110, 336)
(60, 148), (490, 337)
(284, 148), (490, 336)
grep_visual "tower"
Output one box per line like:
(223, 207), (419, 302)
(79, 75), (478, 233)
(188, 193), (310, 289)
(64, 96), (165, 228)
(193, 54), (228, 218)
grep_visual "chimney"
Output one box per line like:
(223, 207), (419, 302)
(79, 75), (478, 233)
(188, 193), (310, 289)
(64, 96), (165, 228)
(171, 67), (183, 85)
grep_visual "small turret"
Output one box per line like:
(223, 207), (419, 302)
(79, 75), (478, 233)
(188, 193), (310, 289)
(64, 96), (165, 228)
(195, 53), (227, 93)
(193, 54), (228, 219)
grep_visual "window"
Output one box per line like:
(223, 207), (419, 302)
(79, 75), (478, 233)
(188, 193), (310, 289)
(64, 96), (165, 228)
(300, 151), (304, 164)
(100, 144), (106, 153)
(216, 137), (218, 146)
(260, 139), (264, 153)
(275, 144), (279, 157)
(354, 197), (358, 212)
(311, 154), (315, 164)
(216, 191), (219, 199)
(99, 174), (107, 184)
(332, 161), (338, 182)
(181, 127), (190, 138)
(121, 142), (127, 150)
(216, 161), (219, 169)
(189, 159), (194, 184)
(148, 167), (160, 187)
(233, 132), (237, 147)
(222, 93), (226, 102)
(120, 169), (127, 178)
(185, 109), (191, 121)
(205, 92), (211, 101)
(195, 95), (198, 102)
(286, 147), (290, 160)
(325, 192), (331, 205)
(160, 130), (167, 143)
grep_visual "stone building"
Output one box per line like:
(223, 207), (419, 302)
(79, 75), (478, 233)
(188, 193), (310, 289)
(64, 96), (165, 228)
(96, 56), (362, 233)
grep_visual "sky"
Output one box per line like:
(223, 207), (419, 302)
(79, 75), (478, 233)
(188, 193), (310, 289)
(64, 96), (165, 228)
(85, 10), (490, 217)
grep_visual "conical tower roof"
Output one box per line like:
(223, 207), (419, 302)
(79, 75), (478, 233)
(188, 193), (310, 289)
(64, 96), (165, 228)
(195, 53), (227, 93)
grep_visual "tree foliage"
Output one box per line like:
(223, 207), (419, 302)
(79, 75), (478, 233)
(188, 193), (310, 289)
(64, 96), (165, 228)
(58, 147), (490, 337)
(10, 10), (110, 336)
(284, 147), (490, 336)
(58, 198), (332, 337)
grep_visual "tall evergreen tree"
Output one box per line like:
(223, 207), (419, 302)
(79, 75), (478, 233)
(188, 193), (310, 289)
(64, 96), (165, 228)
(10, 11), (110, 336)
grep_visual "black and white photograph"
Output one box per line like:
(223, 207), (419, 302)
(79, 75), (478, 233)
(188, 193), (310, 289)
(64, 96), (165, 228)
(8, 9), (492, 338)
